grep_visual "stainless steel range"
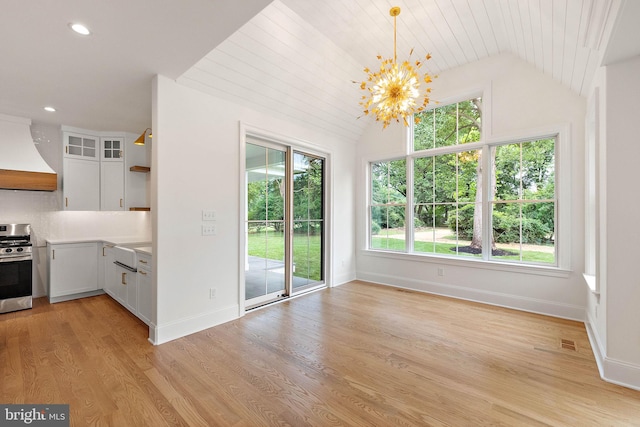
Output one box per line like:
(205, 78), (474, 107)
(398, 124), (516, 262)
(0, 224), (33, 314)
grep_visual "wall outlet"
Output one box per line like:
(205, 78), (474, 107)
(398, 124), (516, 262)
(202, 210), (216, 221)
(202, 224), (216, 236)
(437, 267), (445, 277)
(209, 288), (217, 299)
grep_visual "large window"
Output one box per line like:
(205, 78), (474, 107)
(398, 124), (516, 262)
(369, 97), (558, 266)
(370, 159), (406, 251)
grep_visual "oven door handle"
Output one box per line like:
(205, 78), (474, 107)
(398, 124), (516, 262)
(0, 255), (32, 263)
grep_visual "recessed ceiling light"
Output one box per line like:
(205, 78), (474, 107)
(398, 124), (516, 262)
(69, 23), (91, 36)
(44, 106), (56, 112)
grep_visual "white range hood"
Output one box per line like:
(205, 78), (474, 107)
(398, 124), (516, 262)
(0, 113), (57, 191)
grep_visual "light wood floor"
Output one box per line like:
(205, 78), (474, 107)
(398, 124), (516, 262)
(2, 281), (640, 426)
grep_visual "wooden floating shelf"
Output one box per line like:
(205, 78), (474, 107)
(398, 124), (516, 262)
(129, 207), (150, 211)
(129, 165), (150, 173)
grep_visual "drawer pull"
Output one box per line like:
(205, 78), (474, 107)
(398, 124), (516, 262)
(139, 260), (147, 264)
(121, 272), (127, 285)
(139, 270), (147, 276)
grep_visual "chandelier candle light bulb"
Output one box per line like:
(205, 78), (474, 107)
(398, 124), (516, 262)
(356, 6), (435, 128)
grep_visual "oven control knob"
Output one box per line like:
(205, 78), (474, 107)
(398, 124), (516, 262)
(5, 248), (12, 253)
(16, 247), (24, 252)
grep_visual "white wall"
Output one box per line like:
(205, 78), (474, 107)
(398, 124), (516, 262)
(588, 54), (640, 389)
(356, 54), (587, 320)
(584, 65), (608, 373)
(604, 55), (640, 364)
(152, 75), (357, 344)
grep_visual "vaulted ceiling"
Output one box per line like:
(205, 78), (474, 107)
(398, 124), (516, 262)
(1, 0), (638, 141)
(179, 0), (626, 141)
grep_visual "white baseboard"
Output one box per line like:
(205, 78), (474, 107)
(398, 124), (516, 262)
(585, 315), (640, 391)
(584, 312), (606, 377)
(600, 356), (640, 391)
(147, 322), (158, 345)
(357, 272), (585, 321)
(358, 273), (640, 391)
(332, 270), (356, 287)
(151, 304), (239, 345)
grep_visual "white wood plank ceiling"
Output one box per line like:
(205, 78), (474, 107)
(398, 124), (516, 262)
(179, 0), (619, 142)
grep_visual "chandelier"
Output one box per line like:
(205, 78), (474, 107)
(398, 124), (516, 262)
(357, 6), (434, 129)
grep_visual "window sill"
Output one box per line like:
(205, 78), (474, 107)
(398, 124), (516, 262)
(361, 249), (571, 278)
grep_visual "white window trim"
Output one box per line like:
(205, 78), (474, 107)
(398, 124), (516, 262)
(584, 87), (600, 295)
(364, 122), (572, 275)
(368, 156), (407, 252)
(486, 124), (571, 271)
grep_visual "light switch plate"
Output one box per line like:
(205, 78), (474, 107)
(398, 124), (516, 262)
(202, 210), (216, 221)
(202, 224), (216, 236)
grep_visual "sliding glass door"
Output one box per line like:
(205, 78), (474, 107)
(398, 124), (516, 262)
(245, 140), (325, 308)
(292, 152), (324, 292)
(245, 143), (287, 305)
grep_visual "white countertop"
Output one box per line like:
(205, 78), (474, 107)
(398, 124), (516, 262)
(132, 246), (152, 256)
(45, 237), (152, 258)
(46, 236), (150, 246)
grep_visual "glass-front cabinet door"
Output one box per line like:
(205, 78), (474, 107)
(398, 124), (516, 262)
(101, 137), (124, 161)
(65, 133), (97, 159)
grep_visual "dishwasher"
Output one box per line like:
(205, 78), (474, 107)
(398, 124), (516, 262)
(112, 246), (137, 314)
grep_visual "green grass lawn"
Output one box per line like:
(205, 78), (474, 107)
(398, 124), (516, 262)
(248, 231), (554, 280)
(372, 237), (555, 264)
(247, 230), (322, 280)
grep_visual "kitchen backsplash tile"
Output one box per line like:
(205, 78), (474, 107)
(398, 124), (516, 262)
(0, 197), (151, 247)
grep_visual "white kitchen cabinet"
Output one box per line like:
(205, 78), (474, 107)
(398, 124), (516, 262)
(108, 264), (130, 307)
(48, 242), (99, 302)
(101, 137), (124, 161)
(62, 127), (147, 211)
(63, 157), (100, 211)
(106, 246), (147, 321)
(64, 132), (99, 160)
(100, 137), (125, 211)
(62, 130), (100, 211)
(136, 253), (152, 326)
(101, 244), (118, 300)
(124, 265), (137, 314)
(113, 264), (136, 313)
(101, 161), (124, 211)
